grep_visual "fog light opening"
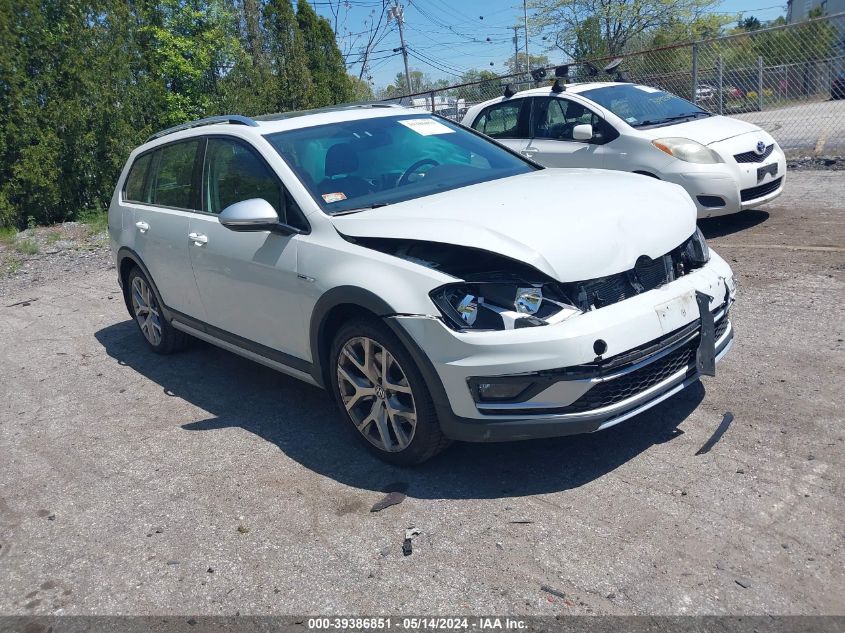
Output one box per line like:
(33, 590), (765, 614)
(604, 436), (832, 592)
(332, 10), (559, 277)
(472, 380), (534, 402)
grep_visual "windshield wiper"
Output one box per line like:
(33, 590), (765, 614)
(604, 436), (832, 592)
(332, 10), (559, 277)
(331, 202), (390, 216)
(637, 112), (711, 127)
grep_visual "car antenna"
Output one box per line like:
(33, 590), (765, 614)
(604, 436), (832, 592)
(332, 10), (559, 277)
(551, 79), (565, 93)
(503, 84), (515, 98)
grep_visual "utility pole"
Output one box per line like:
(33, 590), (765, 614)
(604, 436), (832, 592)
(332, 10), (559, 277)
(512, 26), (520, 74)
(389, 2), (413, 95)
(523, 0), (530, 72)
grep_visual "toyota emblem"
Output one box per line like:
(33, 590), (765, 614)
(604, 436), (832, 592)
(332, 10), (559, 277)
(755, 140), (766, 154)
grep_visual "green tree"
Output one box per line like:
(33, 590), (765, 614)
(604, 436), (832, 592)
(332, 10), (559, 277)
(264, 0), (313, 111)
(505, 53), (550, 74)
(136, 0), (240, 127)
(572, 15), (608, 60)
(454, 69), (501, 102)
(348, 75), (375, 101)
(296, 0), (353, 105)
(530, 0), (720, 57)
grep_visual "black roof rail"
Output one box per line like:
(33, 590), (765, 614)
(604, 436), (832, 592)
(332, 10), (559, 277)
(146, 115), (258, 142)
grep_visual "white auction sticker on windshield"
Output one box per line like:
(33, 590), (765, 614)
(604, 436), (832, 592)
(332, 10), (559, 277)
(398, 118), (455, 136)
(634, 85), (660, 93)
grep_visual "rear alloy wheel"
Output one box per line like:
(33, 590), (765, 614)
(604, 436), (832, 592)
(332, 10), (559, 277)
(330, 319), (449, 464)
(126, 266), (187, 354)
(131, 274), (163, 347)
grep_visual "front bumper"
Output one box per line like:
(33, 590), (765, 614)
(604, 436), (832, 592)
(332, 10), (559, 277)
(660, 150), (786, 218)
(388, 253), (736, 442)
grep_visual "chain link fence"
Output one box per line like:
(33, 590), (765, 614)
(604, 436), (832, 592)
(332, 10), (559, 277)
(383, 12), (845, 158)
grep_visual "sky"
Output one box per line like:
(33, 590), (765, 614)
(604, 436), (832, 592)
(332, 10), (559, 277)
(311, 0), (789, 90)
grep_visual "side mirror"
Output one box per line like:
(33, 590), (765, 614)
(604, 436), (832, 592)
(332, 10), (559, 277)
(219, 198), (284, 233)
(572, 124), (594, 141)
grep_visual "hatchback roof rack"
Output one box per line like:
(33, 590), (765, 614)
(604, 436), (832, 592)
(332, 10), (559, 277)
(146, 115), (258, 142)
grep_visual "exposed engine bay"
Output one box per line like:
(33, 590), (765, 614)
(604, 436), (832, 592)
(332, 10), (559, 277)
(345, 229), (711, 331)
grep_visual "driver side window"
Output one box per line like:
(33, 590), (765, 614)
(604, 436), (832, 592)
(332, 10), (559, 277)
(204, 138), (282, 215)
(203, 138), (307, 230)
(531, 97), (602, 142)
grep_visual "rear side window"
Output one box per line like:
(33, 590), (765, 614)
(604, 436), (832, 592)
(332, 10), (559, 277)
(123, 153), (152, 203)
(471, 99), (527, 139)
(151, 140), (200, 209)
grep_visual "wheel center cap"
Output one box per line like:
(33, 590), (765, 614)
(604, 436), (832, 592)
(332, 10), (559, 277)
(374, 385), (386, 399)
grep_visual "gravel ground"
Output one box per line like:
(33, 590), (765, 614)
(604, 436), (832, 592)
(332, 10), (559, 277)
(0, 170), (842, 616)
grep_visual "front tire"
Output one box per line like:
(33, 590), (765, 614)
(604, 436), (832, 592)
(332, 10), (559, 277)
(329, 318), (450, 465)
(127, 266), (187, 355)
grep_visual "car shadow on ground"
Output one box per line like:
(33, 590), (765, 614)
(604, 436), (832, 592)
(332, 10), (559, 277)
(699, 209), (769, 239)
(96, 320), (706, 500)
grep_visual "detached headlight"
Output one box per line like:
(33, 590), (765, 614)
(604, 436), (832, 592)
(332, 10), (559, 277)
(652, 137), (723, 164)
(430, 282), (580, 331)
(681, 227), (710, 268)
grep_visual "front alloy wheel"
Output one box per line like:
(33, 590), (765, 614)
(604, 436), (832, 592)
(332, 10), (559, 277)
(337, 336), (417, 452)
(330, 319), (450, 464)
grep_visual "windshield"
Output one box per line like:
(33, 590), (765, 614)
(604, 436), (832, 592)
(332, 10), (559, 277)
(265, 114), (536, 214)
(581, 84), (712, 128)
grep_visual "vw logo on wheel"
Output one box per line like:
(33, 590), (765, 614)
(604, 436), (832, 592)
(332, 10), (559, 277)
(755, 140), (766, 154)
(374, 385), (386, 399)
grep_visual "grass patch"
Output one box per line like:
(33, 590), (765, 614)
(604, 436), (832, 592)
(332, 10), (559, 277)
(78, 209), (109, 235)
(46, 230), (62, 244)
(6, 256), (21, 274)
(15, 239), (39, 256)
(0, 226), (17, 245)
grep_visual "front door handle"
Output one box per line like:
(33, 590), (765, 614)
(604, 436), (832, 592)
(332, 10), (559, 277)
(135, 221), (149, 233)
(188, 232), (208, 246)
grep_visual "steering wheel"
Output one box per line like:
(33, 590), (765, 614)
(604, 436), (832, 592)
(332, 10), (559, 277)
(398, 159), (440, 187)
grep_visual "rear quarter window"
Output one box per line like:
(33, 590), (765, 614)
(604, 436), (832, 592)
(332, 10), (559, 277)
(123, 153), (152, 203)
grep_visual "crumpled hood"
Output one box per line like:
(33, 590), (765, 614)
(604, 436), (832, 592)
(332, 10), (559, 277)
(635, 115), (765, 145)
(332, 169), (696, 282)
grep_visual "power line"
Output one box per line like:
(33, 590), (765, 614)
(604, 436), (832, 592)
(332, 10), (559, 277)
(406, 46), (469, 75)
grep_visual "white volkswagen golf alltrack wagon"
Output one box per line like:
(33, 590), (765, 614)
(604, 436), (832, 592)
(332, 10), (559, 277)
(109, 104), (736, 464)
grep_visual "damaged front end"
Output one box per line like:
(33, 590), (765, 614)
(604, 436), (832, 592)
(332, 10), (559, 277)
(345, 228), (712, 332)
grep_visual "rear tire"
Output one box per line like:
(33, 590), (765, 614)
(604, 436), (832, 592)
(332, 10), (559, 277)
(127, 266), (187, 355)
(329, 318), (450, 465)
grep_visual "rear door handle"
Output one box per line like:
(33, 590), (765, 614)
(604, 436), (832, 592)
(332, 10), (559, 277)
(135, 221), (149, 233)
(521, 148), (538, 157)
(188, 232), (208, 245)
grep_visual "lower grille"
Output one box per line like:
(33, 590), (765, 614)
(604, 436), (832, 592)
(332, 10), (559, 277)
(715, 312), (729, 339)
(734, 144), (774, 163)
(484, 310), (730, 416)
(560, 340), (697, 413)
(740, 177), (783, 202)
